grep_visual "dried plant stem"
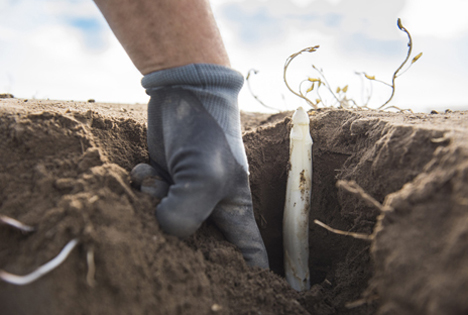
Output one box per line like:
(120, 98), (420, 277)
(282, 19), (420, 112)
(246, 69), (280, 112)
(314, 220), (373, 241)
(0, 238), (79, 285)
(356, 72), (373, 107)
(378, 18), (413, 109)
(283, 45), (320, 109)
(311, 65), (341, 106)
(0, 215), (35, 233)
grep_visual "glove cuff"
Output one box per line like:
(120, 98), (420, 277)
(142, 63), (244, 93)
(142, 64), (249, 173)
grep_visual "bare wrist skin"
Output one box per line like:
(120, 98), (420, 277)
(93, 0), (230, 75)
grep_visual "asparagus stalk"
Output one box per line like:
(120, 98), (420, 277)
(283, 107), (312, 291)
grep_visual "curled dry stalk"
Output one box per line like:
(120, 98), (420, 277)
(283, 45), (320, 109)
(377, 18), (421, 110)
(284, 48), (363, 109)
(246, 69), (281, 112)
(310, 65), (341, 106)
(283, 19), (422, 112)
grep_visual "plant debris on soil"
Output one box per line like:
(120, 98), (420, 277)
(1, 97), (468, 315)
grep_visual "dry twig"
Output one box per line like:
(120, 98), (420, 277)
(246, 69), (280, 112)
(283, 45), (320, 109)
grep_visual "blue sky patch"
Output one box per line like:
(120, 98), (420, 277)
(345, 32), (405, 57)
(324, 13), (342, 28)
(67, 17), (108, 51)
(221, 4), (285, 45)
(69, 17), (101, 32)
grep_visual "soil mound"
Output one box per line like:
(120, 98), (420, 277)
(1, 98), (468, 315)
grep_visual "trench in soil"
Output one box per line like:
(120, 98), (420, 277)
(245, 112), (374, 314)
(244, 109), (447, 314)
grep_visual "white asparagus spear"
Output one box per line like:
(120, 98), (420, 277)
(283, 107), (312, 291)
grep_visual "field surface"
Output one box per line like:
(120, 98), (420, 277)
(1, 98), (468, 315)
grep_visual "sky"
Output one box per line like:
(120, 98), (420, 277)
(1, 0), (467, 113)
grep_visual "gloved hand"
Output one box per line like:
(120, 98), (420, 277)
(131, 64), (269, 269)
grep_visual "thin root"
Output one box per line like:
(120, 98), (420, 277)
(0, 215), (35, 233)
(259, 213), (268, 229)
(346, 294), (380, 309)
(381, 105), (414, 113)
(86, 247), (96, 287)
(0, 238), (79, 285)
(314, 220), (373, 241)
(336, 180), (392, 212)
(431, 136), (451, 144)
(80, 139), (85, 154)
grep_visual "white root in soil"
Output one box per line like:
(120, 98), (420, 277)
(0, 238), (79, 285)
(0, 215), (35, 233)
(283, 107), (312, 291)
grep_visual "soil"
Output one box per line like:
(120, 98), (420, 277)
(1, 97), (467, 315)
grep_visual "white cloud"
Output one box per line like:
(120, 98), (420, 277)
(0, 0), (145, 103)
(0, 25), (18, 41)
(400, 0), (468, 39)
(0, 0), (467, 113)
(43, 0), (101, 18)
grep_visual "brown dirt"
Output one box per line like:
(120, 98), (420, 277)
(1, 97), (468, 315)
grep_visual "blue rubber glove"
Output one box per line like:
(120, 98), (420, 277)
(131, 64), (269, 269)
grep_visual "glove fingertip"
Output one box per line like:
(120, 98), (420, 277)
(141, 178), (169, 199)
(130, 163), (159, 188)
